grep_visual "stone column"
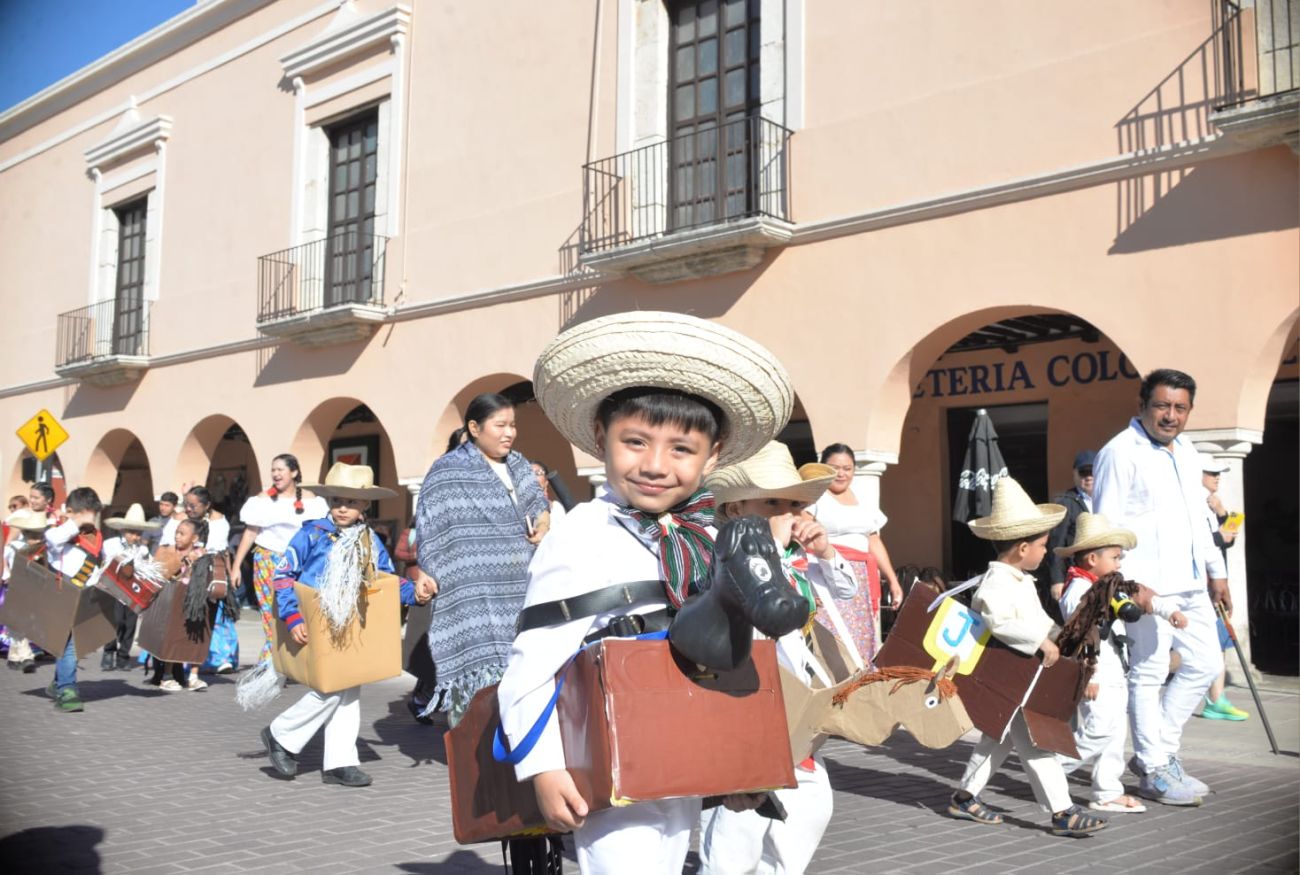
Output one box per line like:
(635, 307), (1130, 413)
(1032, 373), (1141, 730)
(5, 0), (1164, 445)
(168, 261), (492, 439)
(852, 449), (897, 515)
(400, 477), (423, 520)
(1185, 427), (1259, 676)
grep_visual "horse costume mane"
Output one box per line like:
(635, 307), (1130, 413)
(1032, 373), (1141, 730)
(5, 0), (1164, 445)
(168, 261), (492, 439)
(830, 664), (959, 706)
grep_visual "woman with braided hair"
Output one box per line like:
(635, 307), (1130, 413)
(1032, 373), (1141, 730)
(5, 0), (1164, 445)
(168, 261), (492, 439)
(1052, 513), (1187, 812)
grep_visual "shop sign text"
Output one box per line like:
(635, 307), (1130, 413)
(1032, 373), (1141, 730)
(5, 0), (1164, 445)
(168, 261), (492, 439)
(913, 350), (1139, 399)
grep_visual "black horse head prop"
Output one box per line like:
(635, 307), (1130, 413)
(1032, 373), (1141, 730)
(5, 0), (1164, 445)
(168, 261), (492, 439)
(669, 516), (810, 671)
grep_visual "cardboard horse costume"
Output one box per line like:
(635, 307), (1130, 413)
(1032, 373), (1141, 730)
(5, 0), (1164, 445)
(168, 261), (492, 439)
(0, 557), (117, 657)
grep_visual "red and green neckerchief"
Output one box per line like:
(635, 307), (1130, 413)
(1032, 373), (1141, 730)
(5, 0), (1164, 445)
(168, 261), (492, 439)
(615, 489), (716, 608)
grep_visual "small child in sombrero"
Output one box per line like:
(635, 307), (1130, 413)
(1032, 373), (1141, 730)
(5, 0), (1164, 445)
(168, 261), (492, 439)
(254, 463), (433, 788)
(945, 477), (1106, 837)
(698, 440), (857, 875)
(1054, 512), (1187, 811)
(496, 311), (794, 872)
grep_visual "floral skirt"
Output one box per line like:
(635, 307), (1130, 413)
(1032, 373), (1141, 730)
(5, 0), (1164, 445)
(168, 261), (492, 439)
(251, 547), (281, 663)
(815, 549), (880, 667)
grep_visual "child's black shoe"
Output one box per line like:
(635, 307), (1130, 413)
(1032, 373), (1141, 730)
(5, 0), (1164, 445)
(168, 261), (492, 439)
(261, 727), (298, 778)
(322, 766), (372, 787)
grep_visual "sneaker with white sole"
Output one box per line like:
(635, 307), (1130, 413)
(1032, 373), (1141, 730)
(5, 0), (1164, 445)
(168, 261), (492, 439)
(159, 679), (183, 692)
(1138, 765), (1201, 806)
(1166, 756), (1209, 796)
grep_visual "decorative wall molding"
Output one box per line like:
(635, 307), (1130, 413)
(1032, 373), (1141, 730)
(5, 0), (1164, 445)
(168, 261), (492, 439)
(84, 112), (172, 170)
(279, 4), (411, 81)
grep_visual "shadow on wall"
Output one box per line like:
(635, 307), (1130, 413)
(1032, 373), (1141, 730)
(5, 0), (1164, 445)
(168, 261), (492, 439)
(0, 824), (104, 874)
(253, 337), (370, 387)
(60, 377), (142, 419)
(1109, 147), (1300, 254)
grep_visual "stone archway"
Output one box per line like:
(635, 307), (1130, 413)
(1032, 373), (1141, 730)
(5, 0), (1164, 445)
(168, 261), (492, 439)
(83, 429), (154, 515)
(175, 415), (260, 517)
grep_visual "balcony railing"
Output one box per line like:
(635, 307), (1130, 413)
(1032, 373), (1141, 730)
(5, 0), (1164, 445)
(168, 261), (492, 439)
(580, 115), (792, 256)
(258, 231), (388, 324)
(56, 298), (150, 369)
(1219, 0), (1299, 107)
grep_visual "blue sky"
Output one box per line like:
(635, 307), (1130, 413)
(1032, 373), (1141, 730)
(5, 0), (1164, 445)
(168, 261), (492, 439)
(0, 0), (194, 112)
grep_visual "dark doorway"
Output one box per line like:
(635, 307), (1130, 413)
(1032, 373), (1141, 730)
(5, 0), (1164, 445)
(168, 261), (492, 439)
(325, 111), (379, 307)
(946, 403), (1049, 581)
(1245, 379), (1298, 675)
(667, 0), (760, 230)
(112, 198), (148, 356)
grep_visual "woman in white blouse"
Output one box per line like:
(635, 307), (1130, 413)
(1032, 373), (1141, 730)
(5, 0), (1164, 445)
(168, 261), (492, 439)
(806, 443), (904, 666)
(229, 454), (327, 664)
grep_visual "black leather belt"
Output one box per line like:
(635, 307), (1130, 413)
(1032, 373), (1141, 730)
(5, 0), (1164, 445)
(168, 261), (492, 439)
(582, 610), (671, 645)
(516, 579), (668, 634)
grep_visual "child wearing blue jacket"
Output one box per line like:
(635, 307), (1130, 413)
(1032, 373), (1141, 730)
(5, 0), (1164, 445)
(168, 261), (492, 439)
(259, 463), (433, 787)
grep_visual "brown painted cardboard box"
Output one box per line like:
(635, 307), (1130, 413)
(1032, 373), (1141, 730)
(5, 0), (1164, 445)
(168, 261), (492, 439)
(136, 580), (212, 664)
(446, 638), (796, 845)
(875, 587), (1083, 758)
(272, 573), (401, 694)
(0, 557), (116, 657)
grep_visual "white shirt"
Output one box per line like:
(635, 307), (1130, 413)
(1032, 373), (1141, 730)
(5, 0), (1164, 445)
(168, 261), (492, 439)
(497, 488), (683, 781)
(973, 562), (1058, 657)
(238, 493), (329, 554)
(1093, 418), (1226, 596)
(45, 520), (101, 584)
(160, 515), (231, 554)
(103, 536), (150, 565)
(2, 534), (25, 582)
(487, 458), (517, 505)
(1059, 571), (1178, 686)
(808, 486), (886, 554)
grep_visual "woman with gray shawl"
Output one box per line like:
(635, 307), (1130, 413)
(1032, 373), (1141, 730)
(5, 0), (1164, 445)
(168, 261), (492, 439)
(416, 393), (550, 724)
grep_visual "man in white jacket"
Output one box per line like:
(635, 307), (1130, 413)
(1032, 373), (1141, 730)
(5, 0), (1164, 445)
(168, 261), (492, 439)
(1093, 368), (1227, 806)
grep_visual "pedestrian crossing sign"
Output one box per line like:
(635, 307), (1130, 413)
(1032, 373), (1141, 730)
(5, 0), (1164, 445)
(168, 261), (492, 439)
(922, 598), (991, 676)
(16, 409), (69, 461)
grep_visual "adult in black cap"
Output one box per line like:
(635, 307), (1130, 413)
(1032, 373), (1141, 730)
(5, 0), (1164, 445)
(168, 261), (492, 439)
(1041, 450), (1096, 618)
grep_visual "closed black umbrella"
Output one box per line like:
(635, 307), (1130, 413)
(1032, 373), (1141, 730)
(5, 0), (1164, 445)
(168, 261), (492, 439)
(952, 408), (1008, 523)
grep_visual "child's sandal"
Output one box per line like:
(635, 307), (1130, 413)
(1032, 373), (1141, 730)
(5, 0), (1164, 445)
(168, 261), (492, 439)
(1051, 804), (1108, 836)
(947, 793), (1003, 825)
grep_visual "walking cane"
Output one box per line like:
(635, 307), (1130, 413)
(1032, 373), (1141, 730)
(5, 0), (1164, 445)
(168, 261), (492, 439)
(1216, 602), (1279, 755)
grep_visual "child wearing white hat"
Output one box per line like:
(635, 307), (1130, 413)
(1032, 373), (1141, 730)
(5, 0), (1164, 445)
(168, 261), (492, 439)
(98, 503), (160, 671)
(946, 477), (1106, 837)
(1053, 513), (1188, 812)
(697, 440), (857, 875)
(495, 311), (795, 873)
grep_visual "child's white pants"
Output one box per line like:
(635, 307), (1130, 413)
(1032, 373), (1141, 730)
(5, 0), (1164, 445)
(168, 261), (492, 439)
(1058, 682), (1128, 803)
(270, 686), (361, 771)
(1126, 590), (1221, 772)
(960, 711), (1073, 813)
(574, 796), (700, 874)
(6, 637), (32, 662)
(698, 757), (832, 874)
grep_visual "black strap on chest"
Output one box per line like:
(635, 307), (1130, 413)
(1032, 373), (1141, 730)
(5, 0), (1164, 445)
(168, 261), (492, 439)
(515, 579), (668, 634)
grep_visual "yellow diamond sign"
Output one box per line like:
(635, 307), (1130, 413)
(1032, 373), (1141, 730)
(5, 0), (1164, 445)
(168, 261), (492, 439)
(16, 409), (69, 461)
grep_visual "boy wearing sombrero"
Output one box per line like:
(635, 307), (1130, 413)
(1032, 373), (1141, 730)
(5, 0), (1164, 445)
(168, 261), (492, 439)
(946, 477), (1107, 837)
(1055, 513), (1187, 811)
(257, 463), (433, 788)
(99, 503), (161, 671)
(3, 509), (52, 673)
(698, 440), (857, 875)
(496, 311), (793, 872)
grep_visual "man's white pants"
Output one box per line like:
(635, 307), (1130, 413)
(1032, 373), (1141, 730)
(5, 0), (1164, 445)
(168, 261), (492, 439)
(960, 711), (1073, 813)
(574, 797), (700, 874)
(1058, 682), (1128, 803)
(698, 758), (832, 875)
(1127, 590), (1221, 772)
(270, 686), (361, 771)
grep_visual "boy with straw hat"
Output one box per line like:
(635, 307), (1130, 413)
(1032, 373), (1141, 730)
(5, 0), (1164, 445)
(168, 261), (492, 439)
(1054, 512), (1189, 812)
(945, 476), (1107, 837)
(98, 503), (160, 671)
(496, 311), (795, 873)
(698, 440), (857, 875)
(247, 462), (434, 788)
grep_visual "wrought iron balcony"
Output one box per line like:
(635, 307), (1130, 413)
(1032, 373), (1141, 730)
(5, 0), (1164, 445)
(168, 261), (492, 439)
(55, 298), (151, 386)
(256, 232), (389, 346)
(1212, 0), (1299, 150)
(579, 116), (794, 282)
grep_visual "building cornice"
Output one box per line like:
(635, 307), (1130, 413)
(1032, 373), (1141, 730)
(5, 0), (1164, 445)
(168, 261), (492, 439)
(85, 114), (173, 170)
(280, 4), (411, 81)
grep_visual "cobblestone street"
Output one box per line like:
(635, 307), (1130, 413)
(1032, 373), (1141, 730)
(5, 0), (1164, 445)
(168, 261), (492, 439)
(0, 619), (1295, 873)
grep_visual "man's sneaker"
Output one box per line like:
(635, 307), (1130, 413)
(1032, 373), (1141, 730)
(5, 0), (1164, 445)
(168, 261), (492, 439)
(55, 688), (84, 712)
(1166, 757), (1209, 796)
(1137, 765), (1201, 806)
(322, 766), (372, 787)
(261, 727), (298, 778)
(1200, 694), (1248, 721)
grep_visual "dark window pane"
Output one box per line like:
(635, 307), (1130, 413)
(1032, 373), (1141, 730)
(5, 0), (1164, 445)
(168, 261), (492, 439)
(725, 28), (746, 66)
(675, 83), (695, 120)
(675, 6), (695, 42)
(676, 44), (695, 80)
(699, 36), (717, 75)
(724, 0), (746, 27)
(699, 77), (717, 115)
(725, 67), (746, 108)
(698, 0), (717, 37)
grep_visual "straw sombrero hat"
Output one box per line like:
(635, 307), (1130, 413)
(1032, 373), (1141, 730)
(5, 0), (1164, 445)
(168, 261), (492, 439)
(5, 509), (51, 532)
(967, 477), (1066, 541)
(707, 441), (835, 522)
(105, 503), (162, 532)
(533, 311), (793, 467)
(1054, 512), (1137, 556)
(302, 462), (397, 500)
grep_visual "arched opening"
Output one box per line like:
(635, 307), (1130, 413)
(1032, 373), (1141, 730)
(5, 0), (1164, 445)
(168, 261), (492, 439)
(176, 415), (260, 521)
(776, 394), (816, 465)
(84, 429), (154, 517)
(301, 401), (403, 548)
(876, 310), (1139, 581)
(1243, 315), (1299, 675)
(6, 451), (66, 510)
